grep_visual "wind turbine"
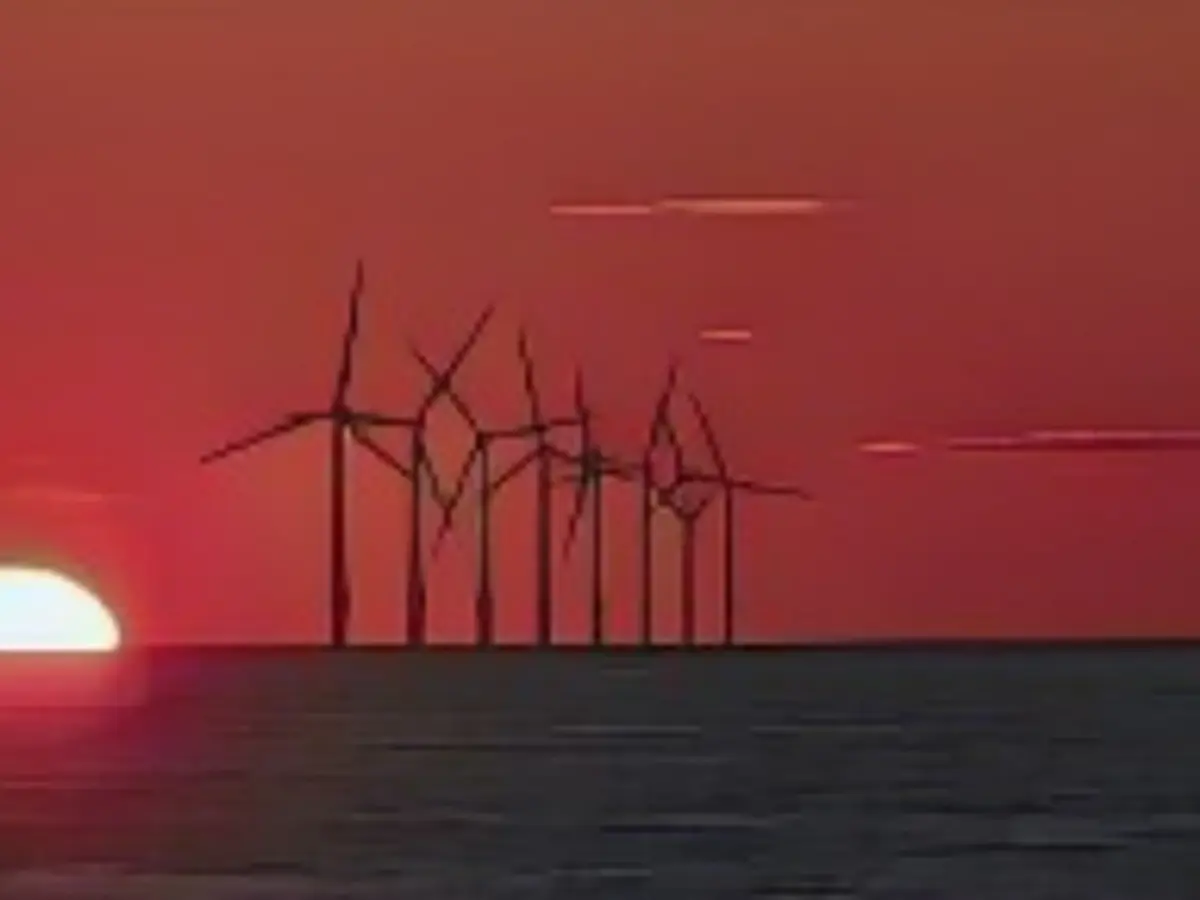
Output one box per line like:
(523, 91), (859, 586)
(636, 388), (721, 648)
(636, 360), (681, 647)
(354, 307), (496, 647)
(683, 392), (812, 646)
(410, 346), (574, 647)
(653, 478), (720, 647)
(199, 260), (426, 649)
(517, 330), (563, 646)
(469, 329), (580, 647)
(558, 368), (639, 646)
(432, 331), (580, 648)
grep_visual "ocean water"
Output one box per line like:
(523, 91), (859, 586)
(2, 646), (1200, 898)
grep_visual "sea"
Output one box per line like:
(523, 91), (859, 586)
(2, 645), (1200, 898)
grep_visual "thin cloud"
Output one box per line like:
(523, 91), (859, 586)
(655, 196), (842, 217)
(859, 440), (921, 456)
(700, 328), (753, 343)
(549, 196), (849, 219)
(948, 430), (1200, 452)
(946, 436), (1030, 451)
(859, 430), (1200, 456)
(549, 202), (657, 217)
(0, 485), (131, 506)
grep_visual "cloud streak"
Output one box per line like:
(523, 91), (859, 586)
(548, 202), (656, 217)
(0, 485), (132, 506)
(859, 440), (922, 456)
(700, 328), (753, 343)
(860, 430), (1200, 456)
(948, 430), (1200, 453)
(656, 196), (840, 217)
(551, 196), (847, 219)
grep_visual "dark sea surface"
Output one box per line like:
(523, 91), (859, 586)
(2, 645), (1200, 898)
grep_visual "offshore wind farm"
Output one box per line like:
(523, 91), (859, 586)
(199, 260), (809, 652)
(3, 1), (1199, 896)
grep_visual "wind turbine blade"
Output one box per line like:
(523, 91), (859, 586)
(333, 259), (366, 405)
(416, 452), (455, 516)
(430, 514), (457, 560)
(410, 343), (479, 428)
(645, 395), (685, 486)
(431, 444), (481, 558)
(687, 392), (728, 478)
(355, 423), (462, 516)
(685, 470), (812, 499)
(543, 445), (587, 473)
(728, 478), (812, 498)
(561, 471), (589, 561)
(572, 367), (586, 416)
(643, 362), (685, 484)
(572, 365), (591, 453)
(492, 447), (538, 492)
(350, 427), (414, 479)
(199, 413), (321, 464)
(419, 306), (495, 413)
(663, 358), (679, 400)
(489, 418), (579, 441)
(352, 411), (420, 429)
(661, 415), (686, 472)
(646, 359), (679, 446)
(596, 451), (640, 480)
(515, 327), (543, 425)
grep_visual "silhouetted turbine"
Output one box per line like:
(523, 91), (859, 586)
(653, 478), (719, 647)
(411, 346), (574, 647)
(355, 307), (495, 647)
(346, 422), (459, 646)
(684, 391), (812, 646)
(415, 350), (502, 647)
(199, 261), (430, 648)
(637, 388), (720, 648)
(518, 331), (557, 646)
(558, 368), (639, 646)
(636, 360), (681, 647)
(468, 329), (580, 646)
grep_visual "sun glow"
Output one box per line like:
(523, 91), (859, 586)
(0, 566), (121, 652)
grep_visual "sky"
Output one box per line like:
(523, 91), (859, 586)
(1, 3), (1199, 644)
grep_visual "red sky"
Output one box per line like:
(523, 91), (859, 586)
(1, 3), (1199, 644)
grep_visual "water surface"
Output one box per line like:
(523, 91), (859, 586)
(2, 645), (1198, 897)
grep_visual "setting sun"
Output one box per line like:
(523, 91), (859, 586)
(0, 566), (121, 652)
